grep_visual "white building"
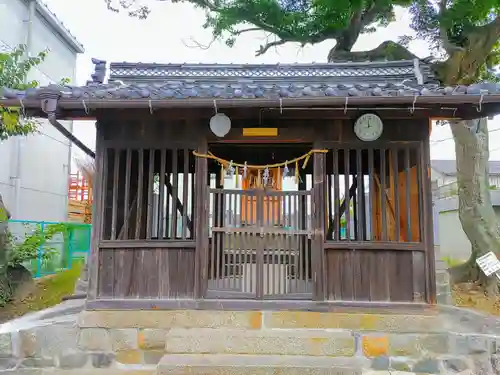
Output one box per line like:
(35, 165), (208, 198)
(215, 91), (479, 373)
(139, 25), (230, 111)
(431, 159), (500, 194)
(0, 0), (84, 222)
(431, 159), (500, 261)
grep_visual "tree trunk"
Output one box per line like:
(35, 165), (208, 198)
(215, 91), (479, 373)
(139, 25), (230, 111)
(327, 41), (418, 63)
(0, 192), (10, 269)
(0, 193), (11, 304)
(325, 23), (500, 294)
(449, 118), (500, 296)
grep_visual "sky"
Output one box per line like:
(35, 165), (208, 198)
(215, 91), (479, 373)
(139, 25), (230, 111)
(43, 0), (500, 162)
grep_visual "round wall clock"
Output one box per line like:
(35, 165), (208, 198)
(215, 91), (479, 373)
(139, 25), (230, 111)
(354, 113), (383, 141)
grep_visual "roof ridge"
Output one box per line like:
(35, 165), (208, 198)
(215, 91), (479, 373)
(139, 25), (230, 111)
(105, 59), (435, 86)
(109, 60), (430, 69)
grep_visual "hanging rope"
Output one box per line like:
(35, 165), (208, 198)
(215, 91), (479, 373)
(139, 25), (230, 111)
(192, 148), (328, 170)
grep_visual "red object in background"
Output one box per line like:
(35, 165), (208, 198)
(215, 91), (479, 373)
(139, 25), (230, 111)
(68, 172), (90, 201)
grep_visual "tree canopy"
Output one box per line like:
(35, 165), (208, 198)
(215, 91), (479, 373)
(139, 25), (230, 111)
(106, 0), (500, 83)
(0, 45), (47, 140)
(106, 0), (500, 84)
(107, 0), (413, 54)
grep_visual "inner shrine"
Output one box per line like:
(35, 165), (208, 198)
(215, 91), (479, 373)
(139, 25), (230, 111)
(3, 59), (500, 308)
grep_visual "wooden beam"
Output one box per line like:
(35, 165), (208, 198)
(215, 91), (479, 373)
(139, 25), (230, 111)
(95, 107), (466, 122)
(164, 177), (194, 234)
(326, 179), (358, 239)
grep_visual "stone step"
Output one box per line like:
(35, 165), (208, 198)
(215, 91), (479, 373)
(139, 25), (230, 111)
(164, 328), (461, 358)
(157, 354), (369, 375)
(165, 328), (356, 357)
(79, 310), (442, 332)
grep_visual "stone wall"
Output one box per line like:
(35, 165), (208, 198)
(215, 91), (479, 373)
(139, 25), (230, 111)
(1, 309), (500, 374)
(436, 260), (452, 305)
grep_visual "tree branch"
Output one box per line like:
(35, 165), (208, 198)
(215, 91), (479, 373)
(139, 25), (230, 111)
(438, 0), (465, 55)
(256, 38), (288, 56)
(361, 3), (381, 24)
(105, 0), (400, 59)
(182, 36), (216, 50)
(329, 3), (389, 53)
(475, 15), (500, 38)
(191, 0), (218, 12)
(233, 27), (261, 35)
(436, 15), (500, 84)
(240, 0), (388, 52)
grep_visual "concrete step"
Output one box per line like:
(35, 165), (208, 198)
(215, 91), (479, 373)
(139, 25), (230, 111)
(165, 328), (355, 356)
(157, 354), (369, 375)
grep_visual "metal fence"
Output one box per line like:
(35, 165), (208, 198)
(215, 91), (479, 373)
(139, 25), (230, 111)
(7, 220), (91, 278)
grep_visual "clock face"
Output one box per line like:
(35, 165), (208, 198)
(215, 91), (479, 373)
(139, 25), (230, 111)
(354, 114), (383, 141)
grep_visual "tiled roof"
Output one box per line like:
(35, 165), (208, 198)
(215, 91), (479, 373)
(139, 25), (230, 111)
(2, 78), (500, 102)
(57, 59), (450, 100)
(2, 59), (500, 117)
(432, 159), (500, 175)
(108, 60), (436, 85)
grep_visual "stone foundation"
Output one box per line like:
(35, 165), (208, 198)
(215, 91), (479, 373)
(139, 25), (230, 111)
(1, 308), (500, 374)
(436, 260), (452, 305)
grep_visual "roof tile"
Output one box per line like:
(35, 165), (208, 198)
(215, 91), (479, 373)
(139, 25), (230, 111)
(3, 80), (500, 101)
(2, 60), (500, 108)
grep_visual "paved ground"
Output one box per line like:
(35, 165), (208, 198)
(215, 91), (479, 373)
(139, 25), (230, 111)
(0, 298), (83, 334)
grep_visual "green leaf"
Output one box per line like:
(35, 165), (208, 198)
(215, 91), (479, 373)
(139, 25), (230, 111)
(6, 223), (70, 267)
(1, 111), (18, 131)
(0, 45), (46, 140)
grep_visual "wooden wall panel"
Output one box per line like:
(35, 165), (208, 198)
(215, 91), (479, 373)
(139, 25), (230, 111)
(97, 248), (196, 299)
(324, 249), (424, 302)
(370, 148), (422, 243)
(396, 167), (421, 242)
(101, 148), (196, 242)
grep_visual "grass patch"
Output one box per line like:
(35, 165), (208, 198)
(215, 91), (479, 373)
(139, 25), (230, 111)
(441, 256), (500, 316)
(441, 256), (465, 268)
(0, 261), (82, 323)
(452, 283), (500, 316)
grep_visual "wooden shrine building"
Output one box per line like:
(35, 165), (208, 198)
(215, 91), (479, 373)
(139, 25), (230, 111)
(3, 59), (500, 310)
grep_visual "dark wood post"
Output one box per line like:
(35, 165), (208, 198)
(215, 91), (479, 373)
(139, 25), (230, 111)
(87, 122), (105, 301)
(312, 141), (326, 301)
(195, 137), (208, 298)
(421, 125), (437, 303)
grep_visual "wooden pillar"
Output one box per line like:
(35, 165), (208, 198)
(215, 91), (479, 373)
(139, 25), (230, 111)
(195, 137), (208, 298)
(87, 122), (105, 301)
(421, 135), (437, 303)
(312, 141), (326, 301)
(298, 169), (307, 283)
